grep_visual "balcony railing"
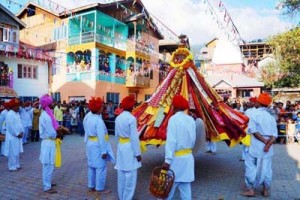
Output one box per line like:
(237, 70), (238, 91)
(68, 32), (126, 51)
(0, 73), (13, 88)
(125, 74), (150, 88)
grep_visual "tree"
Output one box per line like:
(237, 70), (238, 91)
(278, 0), (300, 16)
(267, 27), (300, 87)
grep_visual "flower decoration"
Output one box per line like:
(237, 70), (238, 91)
(169, 48), (194, 69)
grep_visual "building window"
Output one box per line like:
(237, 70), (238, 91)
(145, 94), (151, 101)
(53, 25), (68, 41)
(106, 92), (119, 104)
(3, 28), (10, 42)
(17, 64), (38, 79)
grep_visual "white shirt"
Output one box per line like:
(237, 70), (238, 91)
(114, 111), (141, 171)
(39, 111), (57, 139)
(248, 107), (278, 158)
(165, 111), (196, 182)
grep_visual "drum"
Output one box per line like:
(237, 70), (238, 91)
(149, 166), (175, 199)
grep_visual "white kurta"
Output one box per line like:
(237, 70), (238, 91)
(245, 107), (278, 189)
(248, 107), (278, 158)
(165, 111), (196, 182)
(114, 111), (141, 171)
(84, 113), (115, 167)
(4, 110), (24, 157)
(0, 109), (8, 155)
(39, 111), (57, 165)
(193, 118), (206, 154)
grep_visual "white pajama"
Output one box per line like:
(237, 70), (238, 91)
(245, 153), (272, 189)
(42, 164), (54, 191)
(88, 166), (107, 190)
(206, 141), (217, 153)
(117, 170), (137, 200)
(39, 111), (57, 191)
(167, 182), (191, 200)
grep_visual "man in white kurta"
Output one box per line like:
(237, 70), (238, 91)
(39, 94), (58, 194)
(241, 98), (257, 161)
(115, 96), (141, 200)
(241, 93), (278, 197)
(162, 95), (196, 200)
(0, 103), (10, 156)
(19, 102), (32, 144)
(4, 99), (24, 171)
(83, 97), (114, 195)
(189, 109), (206, 154)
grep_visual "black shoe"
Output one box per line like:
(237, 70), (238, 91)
(51, 183), (57, 187)
(44, 188), (57, 194)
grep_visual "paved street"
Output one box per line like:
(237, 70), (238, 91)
(0, 135), (300, 200)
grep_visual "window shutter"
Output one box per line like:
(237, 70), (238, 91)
(17, 64), (22, 78)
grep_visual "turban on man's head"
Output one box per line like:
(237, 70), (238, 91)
(88, 97), (103, 113)
(121, 96), (135, 110)
(3, 101), (11, 109)
(249, 97), (257, 103)
(172, 95), (189, 110)
(40, 94), (53, 109)
(257, 93), (272, 106)
(9, 98), (20, 108)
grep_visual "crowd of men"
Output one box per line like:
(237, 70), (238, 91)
(0, 92), (296, 199)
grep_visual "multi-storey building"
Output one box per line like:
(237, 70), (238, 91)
(17, 0), (163, 103)
(0, 4), (52, 101)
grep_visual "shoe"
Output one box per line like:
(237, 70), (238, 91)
(17, 167), (22, 170)
(51, 183), (57, 187)
(44, 188), (57, 194)
(206, 150), (212, 153)
(96, 190), (111, 195)
(88, 188), (96, 192)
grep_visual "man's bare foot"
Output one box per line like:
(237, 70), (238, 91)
(240, 189), (255, 197)
(262, 187), (269, 197)
(97, 189), (111, 195)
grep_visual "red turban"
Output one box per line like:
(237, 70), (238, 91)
(9, 98), (20, 108)
(121, 96), (135, 110)
(3, 102), (11, 109)
(249, 97), (257, 103)
(257, 93), (272, 106)
(172, 95), (189, 110)
(88, 97), (103, 113)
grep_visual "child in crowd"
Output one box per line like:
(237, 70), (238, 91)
(63, 108), (72, 133)
(278, 116), (287, 144)
(295, 112), (300, 143)
(286, 117), (296, 143)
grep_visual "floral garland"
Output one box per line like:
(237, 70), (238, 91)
(169, 48), (194, 69)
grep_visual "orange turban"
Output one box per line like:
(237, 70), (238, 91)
(257, 93), (272, 106)
(121, 96), (135, 110)
(88, 97), (103, 113)
(172, 95), (189, 110)
(9, 98), (20, 108)
(249, 97), (257, 103)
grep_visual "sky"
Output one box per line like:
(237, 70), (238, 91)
(2, 0), (299, 46)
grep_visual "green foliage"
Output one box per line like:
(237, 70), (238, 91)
(279, 0), (300, 15)
(267, 27), (300, 88)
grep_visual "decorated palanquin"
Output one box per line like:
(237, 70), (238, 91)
(132, 43), (248, 151)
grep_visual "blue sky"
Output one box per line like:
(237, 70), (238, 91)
(2, 0), (299, 45)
